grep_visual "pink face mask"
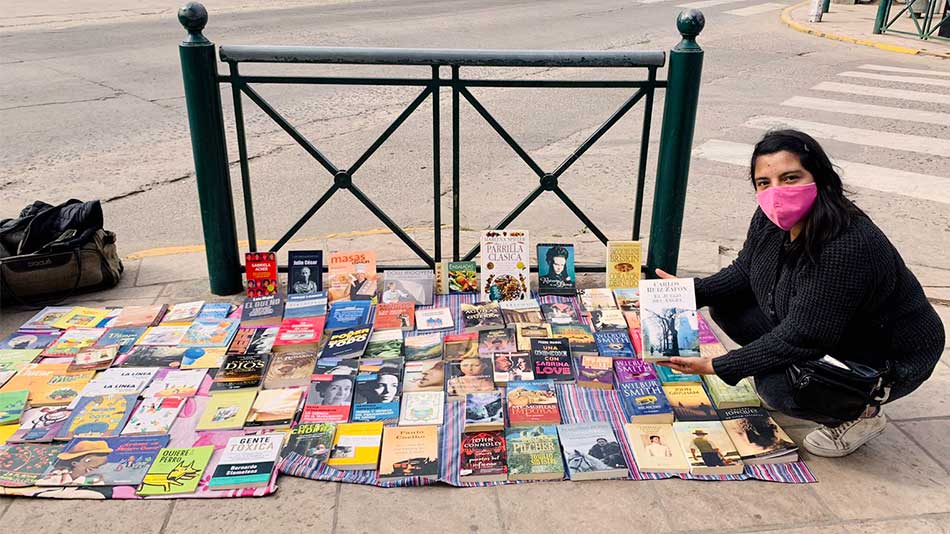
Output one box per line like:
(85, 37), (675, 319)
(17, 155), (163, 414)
(756, 182), (818, 231)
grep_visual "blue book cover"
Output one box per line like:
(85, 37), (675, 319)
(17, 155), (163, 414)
(326, 301), (372, 332)
(617, 379), (673, 423)
(35, 434), (169, 487)
(95, 327), (147, 354)
(57, 394), (140, 440)
(284, 292), (329, 319)
(655, 364), (701, 383)
(197, 302), (233, 320)
(594, 330), (635, 358)
(321, 325), (372, 360)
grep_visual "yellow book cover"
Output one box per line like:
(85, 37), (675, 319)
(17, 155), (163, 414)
(245, 388), (303, 428)
(624, 423), (690, 473)
(378, 425), (439, 480)
(1, 363), (95, 406)
(50, 307), (111, 330)
(606, 241), (641, 289)
(196, 390), (257, 431)
(327, 421), (384, 470)
(180, 347), (227, 369)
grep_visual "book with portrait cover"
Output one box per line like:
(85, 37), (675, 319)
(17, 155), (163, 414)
(460, 301), (505, 333)
(506, 379), (560, 427)
(210, 353), (269, 392)
(381, 270), (434, 306)
(288, 250), (324, 294)
(623, 423), (689, 473)
(161, 300), (205, 325)
(703, 375), (761, 409)
(282, 422), (336, 462)
(639, 278), (700, 361)
(57, 394), (138, 440)
(374, 301), (415, 332)
(537, 243), (576, 296)
(506, 425), (565, 481)
(352, 367), (402, 424)
(515, 323), (552, 351)
(245, 252), (278, 297)
(42, 328), (105, 358)
(327, 421), (384, 470)
(719, 407), (798, 464)
(606, 241), (641, 289)
(379, 425), (439, 482)
(674, 421), (744, 475)
(399, 391), (444, 426)
(491, 352), (534, 385)
(447, 261), (478, 294)
(415, 307), (455, 332)
(403, 333), (442, 361)
(364, 330), (403, 360)
(530, 338), (574, 383)
(663, 382), (718, 422)
(477, 329), (516, 355)
(443, 332), (479, 361)
(94, 327), (146, 355)
(284, 291), (329, 320)
(444, 358), (494, 400)
(540, 302), (580, 325)
(245, 387), (304, 428)
(550, 324), (597, 355)
(327, 250), (378, 304)
(35, 435), (169, 487)
(137, 446), (215, 495)
(208, 433), (285, 489)
(325, 301), (373, 333)
(613, 358), (657, 383)
(617, 379), (673, 424)
(273, 317), (324, 353)
(499, 299), (543, 325)
(557, 422), (629, 481)
(479, 230), (529, 302)
(463, 390), (504, 432)
(302, 374), (355, 424)
(263, 351), (317, 389)
(321, 325), (372, 360)
(575, 355), (614, 390)
(402, 358), (444, 393)
(459, 431), (507, 483)
(594, 330), (635, 358)
(590, 308), (628, 332)
(240, 294), (285, 328)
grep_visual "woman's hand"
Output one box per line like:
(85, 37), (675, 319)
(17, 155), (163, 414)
(655, 268), (677, 279)
(657, 356), (716, 375)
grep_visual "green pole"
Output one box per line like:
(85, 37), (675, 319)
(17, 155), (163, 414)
(646, 9), (705, 278)
(873, 0), (891, 33)
(822, 0), (831, 14)
(178, 2), (243, 295)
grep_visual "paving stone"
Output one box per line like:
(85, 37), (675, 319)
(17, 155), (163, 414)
(61, 285), (164, 305)
(885, 358), (950, 421)
(0, 496), (171, 533)
(137, 252), (210, 286)
(752, 515), (950, 534)
(0, 309), (38, 336)
(496, 479), (671, 533)
(786, 426), (950, 520)
(894, 419), (950, 474)
(165, 476), (336, 534)
(336, 482), (502, 534)
(158, 278), (242, 304)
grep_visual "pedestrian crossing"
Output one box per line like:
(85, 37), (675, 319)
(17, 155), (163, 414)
(693, 64), (950, 205)
(642, 0), (789, 16)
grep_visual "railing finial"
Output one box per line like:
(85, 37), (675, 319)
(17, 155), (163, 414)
(676, 9), (706, 47)
(179, 2), (209, 45)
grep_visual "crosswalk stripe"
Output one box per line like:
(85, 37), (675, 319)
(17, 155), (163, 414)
(812, 81), (950, 106)
(693, 139), (950, 204)
(677, 0), (747, 8)
(839, 71), (950, 89)
(781, 95), (950, 125)
(858, 64), (950, 78)
(724, 3), (787, 15)
(640, 0), (674, 4)
(744, 116), (950, 157)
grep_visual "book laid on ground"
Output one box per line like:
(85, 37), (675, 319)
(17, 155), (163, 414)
(613, 288), (640, 311)
(117, 346), (186, 368)
(78, 367), (158, 397)
(282, 422), (336, 462)
(66, 345), (118, 373)
(121, 397), (186, 435)
(578, 288), (617, 314)
(464, 390), (504, 432)
(312, 357), (359, 377)
(594, 330), (636, 358)
(325, 301), (373, 332)
(196, 390), (257, 431)
(136, 325), (190, 346)
(506, 425), (565, 481)
(210, 353), (270, 392)
(623, 423), (690, 473)
(0, 363), (95, 406)
(327, 421), (384, 470)
(373, 301), (415, 332)
(284, 291), (329, 320)
(540, 302), (580, 325)
(655, 365), (702, 384)
(479, 230), (530, 302)
(537, 243), (576, 296)
(444, 358), (495, 400)
(460, 301), (505, 333)
(459, 431), (507, 483)
(381, 270), (434, 306)
(674, 421), (745, 475)
(613, 358), (658, 383)
(530, 338), (574, 383)
(550, 324), (597, 355)
(515, 323), (552, 352)
(403, 333), (442, 361)
(57, 394), (138, 440)
(399, 391), (445, 426)
(557, 422), (629, 481)
(263, 351), (317, 389)
(1, 331), (59, 351)
(245, 251), (278, 297)
(378, 425), (440, 482)
(415, 307), (455, 332)
(477, 329), (516, 355)
(111, 305), (167, 328)
(575, 355), (614, 390)
(42, 328), (105, 358)
(663, 382), (719, 422)
(491, 352), (534, 385)
(321, 325), (372, 360)
(245, 387), (304, 428)
(606, 241), (642, 289)
(617, 379), (673, 424)
(161, 301), (205, 325)
(6, 406), (71, 444)
(364, 329), (403, 359)
(208, 433), (286, 489)
(142, 368), (207, 398)
(447, 261), (478, 294)
(137, 445), (215, 495)
(590, 308), (628, 332)
(302, 374), (355, 424)
(95, 326), (146, 355)
(19, 306), (73, 331)
(639, 278), (700, 362)
(288, 250), (324, 294)
(443, 332), (479, 361)
(35, 435), (169, 487)
(719, 407), (798, 465)
(506, 379), (560, 427)
(0, 443), (65, 487)
(499, 299), (544, 325)
(273, 317), (324, 353)
(402, 358), (444, 393)
(227, 327), (257, 355)
(703, 375), (761, 409)
(327, 250), (378, 304)
(0, 389), (29, 425)
(180, 318), (240, 349)
(196, 302), (234, 321)
(240, 294), (285, 328)
(352, 369), (402, 424)
(51, 307), (111, 330)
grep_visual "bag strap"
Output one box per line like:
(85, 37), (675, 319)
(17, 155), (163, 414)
(0, 248), (85, 310)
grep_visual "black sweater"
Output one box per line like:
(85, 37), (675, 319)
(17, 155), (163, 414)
(698, 209), (945, 386)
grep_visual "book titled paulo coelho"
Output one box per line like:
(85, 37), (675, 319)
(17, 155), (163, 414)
(479, 230), (529, 302)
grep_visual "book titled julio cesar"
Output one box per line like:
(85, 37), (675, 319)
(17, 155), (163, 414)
(288, 250), (324, 294)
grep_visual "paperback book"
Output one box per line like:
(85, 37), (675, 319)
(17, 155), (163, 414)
(399, 391), (445, 426)
(7, 406), (72, 444)
(137, 446), (215, 495)
(66, 345), (119, 373)
(1, 363), (95, 406)
(445, 358), (495, 399)
(51, 307), (110, 330)
(402, 358), (445, 393)
(210, 353), (269, 391)
(459, 431), (507, 483)
(530, 338), (574, 383)
(623, 423), (689, 473)
(141, 368), (207, 398)
(403, 333), (442, 361)
(537, 243), (576, 296)
(415, 307), (455, 332)
(663, 382), (719, 422)
(479, 230), (529, 301)
(506, 425), (565, 481)
(578, 288), (617, 313)
(196, 390), (256, 431)
(327, 421), (384, 470)
(180, 318), (240, 348)
(655, 365), (702, 384)
(550, 324), (597, 355)
(506, 379), (560, 427)
(282, 422), (336, 462)
(491, 352), (534, 385)
(245, 387), (303, 428)
(327, 251), (378, 303)
(136, 325), (189, 347)
(364, 329), (403, 359)
(263, 351), (317, 389)
(302, 374), (355, 423)
(617, 379), (673, 424)
(574, 355), (614, 390)
(208, 433), (285, 489)
(118, 346), (187, 368)
(499, 299), (543, 325)
(79, 367), (158, 397)
(227, 327), (257, 355)
(460, 301), (505, 333)
(240, 295), (285, 328)
(477, 329), (516, 355)
(673, 421), (744, 475)
(273, 317), (324, 352)
(719, 407), (798, 464)
(288, 250), (324, 294)
(111, 305), (167, 328)
(382, 270), (434, 306)
(703, 375), (761, 409)
(161, 301), (205, 325)
(0, 390), (29, 425)
(557, 422), (629, 481)
(42, 328), (105, 358)
(0, 443), (65, 487)
(443, 332), (479, 361)
(378, 425), (440, 482)
(325, 301), (373, 332)
(1, 331), (60, 351)
(94, 327), (146, 355)
(321, 325), (372, 360)
(639, 278), (700, 361)
(447, 261), (478, 294)
(613, 288), (640, 311)
(36, 435), (169, 486)
(245, 251), (278, 297)
(594, 330), (636, 358)
(284, 291), (329, 320)
(19, 307), (73, 331)
(515, 323), (552, 351)
(352, 370), (402, 424)
(121, 397), (186, 435)
(606, 241), (642, 289)
(540, 302), (580, 325)
(463, 390), (504, 432)
(613, 358), (658, 383)
(589, 308), (628, 332)
(373, 302), (415, 331)
(57, 394), (138, 440)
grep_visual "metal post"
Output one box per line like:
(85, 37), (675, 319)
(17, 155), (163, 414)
(646, 10), (705, 278)
(873, 0), (891, 33)
(822, 0), (831, 14)
(178, 3), (243, 295)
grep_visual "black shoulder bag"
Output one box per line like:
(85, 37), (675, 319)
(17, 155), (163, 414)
(787, 358), (891, 422)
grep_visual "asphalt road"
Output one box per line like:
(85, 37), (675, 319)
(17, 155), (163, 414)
(2, 0), (948, 274)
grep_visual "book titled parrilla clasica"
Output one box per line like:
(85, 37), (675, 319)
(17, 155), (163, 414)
(479, 230), (529, 302)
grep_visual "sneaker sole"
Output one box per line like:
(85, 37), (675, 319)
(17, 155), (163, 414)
(803, 421), (886, 458)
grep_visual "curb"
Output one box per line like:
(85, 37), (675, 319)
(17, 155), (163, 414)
(780, 2), (949, 58)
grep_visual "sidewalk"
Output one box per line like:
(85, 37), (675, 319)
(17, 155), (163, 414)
(0, 235), (948, 534)
(782, 1), (950, 58)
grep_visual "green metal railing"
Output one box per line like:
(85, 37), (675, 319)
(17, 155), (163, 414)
(177, 2), (706, 295)
(874, 0), (950, 40)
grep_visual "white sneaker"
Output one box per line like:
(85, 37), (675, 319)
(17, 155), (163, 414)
(803, 410), (887, 458)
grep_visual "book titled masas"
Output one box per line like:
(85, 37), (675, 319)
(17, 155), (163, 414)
(530, 338), (574, 383)
(321, 326), (372, 360)
(639, 278), (700, 361)
(617, 379), (673, 424)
